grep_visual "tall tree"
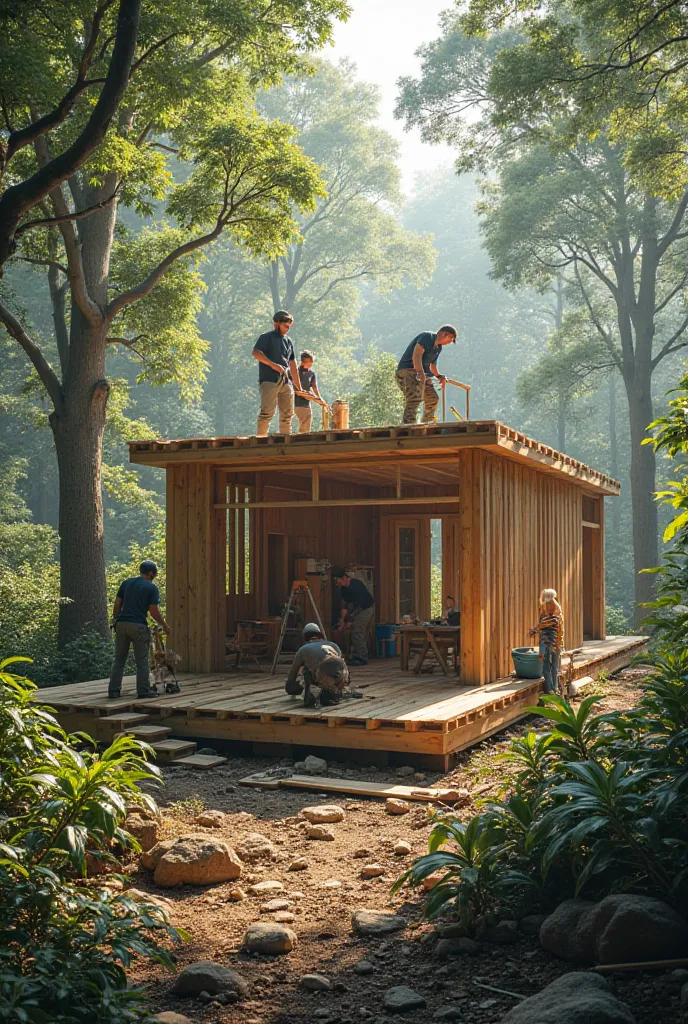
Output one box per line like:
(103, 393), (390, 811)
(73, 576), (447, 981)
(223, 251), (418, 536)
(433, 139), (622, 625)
(0, 0), (345, 643)
(397, 26), (688, 619)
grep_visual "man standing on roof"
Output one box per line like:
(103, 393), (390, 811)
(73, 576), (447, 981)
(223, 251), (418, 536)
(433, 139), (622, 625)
(252, 310), (302, 436)
(395, 325), (457, 424)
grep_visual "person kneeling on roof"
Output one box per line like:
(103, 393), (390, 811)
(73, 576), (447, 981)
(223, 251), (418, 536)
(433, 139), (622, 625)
(284, 623), (349, 707)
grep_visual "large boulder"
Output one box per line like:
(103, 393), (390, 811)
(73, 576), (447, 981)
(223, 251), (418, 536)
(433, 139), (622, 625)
(142, 835), (242, 887)
(243, 921), (297, 955)
(171, 961), (249, 999)
(352, 909), (406, 936)
(541, 895), (688, 964)
(500, 972), (635, 1024)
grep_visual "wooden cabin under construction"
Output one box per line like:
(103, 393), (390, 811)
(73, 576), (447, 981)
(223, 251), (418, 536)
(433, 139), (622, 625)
(37, 421), (648, 770)
(130, 419), (618, 686)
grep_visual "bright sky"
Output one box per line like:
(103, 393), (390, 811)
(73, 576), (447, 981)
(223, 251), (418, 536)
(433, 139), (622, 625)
(328, 0), (456, 195)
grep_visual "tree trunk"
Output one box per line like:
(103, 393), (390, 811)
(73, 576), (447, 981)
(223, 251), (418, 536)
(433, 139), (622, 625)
(557, 385), (566, 451)
(625, 372), (658, 624)
(51, 324), (110, 644)
(608, 372), (621, 536)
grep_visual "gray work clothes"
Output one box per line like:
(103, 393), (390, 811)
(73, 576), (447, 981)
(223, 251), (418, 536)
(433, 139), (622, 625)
(257, 378), (294, 436)
(109, 620), (151, 697)
(350, 604), (375, 660)
(285, 641), (347, 691)
(295, 404), (312, 432)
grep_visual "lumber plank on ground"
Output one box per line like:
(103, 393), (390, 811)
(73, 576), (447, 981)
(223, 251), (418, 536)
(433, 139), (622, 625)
(239, 772), (462, 802)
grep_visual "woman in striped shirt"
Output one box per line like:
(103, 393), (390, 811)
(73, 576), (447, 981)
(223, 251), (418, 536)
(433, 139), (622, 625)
(530, 588), (565, 695)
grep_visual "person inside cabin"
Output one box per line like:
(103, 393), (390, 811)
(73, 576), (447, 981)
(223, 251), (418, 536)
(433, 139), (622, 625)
(333, 567), (375, 666)
(529, 587), (565, 695)
(395, 325), (457, 424)
(108, 560), (170, 699)
(284, 622), (350, 707)
(444, 595), (460, 627)
(252, 310), (301, 436)
(294, 349), (323, 433)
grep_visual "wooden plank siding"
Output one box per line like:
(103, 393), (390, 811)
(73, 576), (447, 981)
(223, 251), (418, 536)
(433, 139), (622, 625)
(459, 448), (584, 685)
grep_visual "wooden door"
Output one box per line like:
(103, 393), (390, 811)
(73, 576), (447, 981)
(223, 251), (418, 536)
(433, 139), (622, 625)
(442, 515), (461, 610)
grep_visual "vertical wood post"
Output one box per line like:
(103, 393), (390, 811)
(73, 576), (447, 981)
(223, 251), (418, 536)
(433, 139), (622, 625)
(459, 449), (485, 685)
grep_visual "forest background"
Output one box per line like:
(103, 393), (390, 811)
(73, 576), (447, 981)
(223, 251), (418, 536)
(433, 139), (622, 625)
(2, 0), (682, 685)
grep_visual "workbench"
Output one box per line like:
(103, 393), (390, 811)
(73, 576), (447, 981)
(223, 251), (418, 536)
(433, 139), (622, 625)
(398, 623), (461, 676)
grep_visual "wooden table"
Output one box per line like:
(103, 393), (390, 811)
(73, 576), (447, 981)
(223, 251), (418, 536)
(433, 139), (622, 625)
(398, 624), (460, 676)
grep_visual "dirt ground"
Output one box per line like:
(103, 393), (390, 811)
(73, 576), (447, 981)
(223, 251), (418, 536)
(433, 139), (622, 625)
(126, 667), (685, 1024)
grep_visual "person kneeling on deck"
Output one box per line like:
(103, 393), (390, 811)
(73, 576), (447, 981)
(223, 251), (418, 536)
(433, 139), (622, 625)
(252, 310), (301, 436)
(333, 567), (375, 666)
(108, 560), (170, 699)
(285, 623), (349, 707)
(529, 588), (565, 695)
(395, 325), (457, 424)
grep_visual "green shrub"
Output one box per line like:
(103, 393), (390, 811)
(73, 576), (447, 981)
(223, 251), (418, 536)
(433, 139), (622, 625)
(0, 657), (186, 1022)
(395, 660), (688, 927)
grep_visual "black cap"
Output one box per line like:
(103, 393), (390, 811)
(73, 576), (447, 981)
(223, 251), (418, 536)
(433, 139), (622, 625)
(274, 310), (293, 323)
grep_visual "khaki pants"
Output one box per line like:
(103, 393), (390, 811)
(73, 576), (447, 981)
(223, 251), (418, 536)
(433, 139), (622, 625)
(295, 404), (312, 433)
(257, 379), (294, 436)
(351, 604), (375, 660)
(109, 621), (150, 697)
(395, 369), (439, 424)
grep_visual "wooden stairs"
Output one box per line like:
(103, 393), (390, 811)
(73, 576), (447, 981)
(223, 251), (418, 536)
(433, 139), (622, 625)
(108, 713), (228, 769)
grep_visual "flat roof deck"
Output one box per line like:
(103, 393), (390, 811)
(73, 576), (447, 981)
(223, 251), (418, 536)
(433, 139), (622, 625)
(38, 637), (645, 769)
(128, 420), (620, 495)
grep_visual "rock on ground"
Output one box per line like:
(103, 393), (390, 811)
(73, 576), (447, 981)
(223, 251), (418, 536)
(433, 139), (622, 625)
(394, 841), (412, 856)
(385, 798), (410, 815)
(519, 913), (548, 936)
(288, 857), (309, 871)
(142, 836), (242, 887)
(541, 895), (688, 964)
(434, 937), (480, 960)
(433, 1008), (463, 1021)
(243, 921), (297, 955)
(302, 804), (345, 823)
(260, 899), (292, 912)
(195, 809), (226, 828)
(396, 766), (415, 778)
(121, 888), (173, 919)
(152, 1014), (193, 1024)
(360, 864), (385, 879)
(354, 960), (375, 975)
(384, 986), (427, 1013)
(171, 961), (250, 999)
(294, 755), (327, 774)
(307, 824), (335, 841)
(300, 973), (332, 991)
(124, 812), (159, 852)
(352, 909), (407, 936)
(248, 880), (284, 894)
(236, 832), (276, 862)
(500, 971), (635, 1024)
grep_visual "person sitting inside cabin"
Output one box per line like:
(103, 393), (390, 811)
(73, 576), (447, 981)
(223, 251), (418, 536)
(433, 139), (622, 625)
(284, 623), (349, 707)
(395, 325), (457, 424)
(333, 567), (375, 666)
(252, 310), (301, 436)
(108, 560), (170, 700)
(294, 350), (323, 433)
(444, 595), (460, 627)
(529, 588), (565, 695)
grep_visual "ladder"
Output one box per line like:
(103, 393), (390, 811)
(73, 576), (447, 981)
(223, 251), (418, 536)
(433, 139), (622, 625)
(270, 580), (327, 675)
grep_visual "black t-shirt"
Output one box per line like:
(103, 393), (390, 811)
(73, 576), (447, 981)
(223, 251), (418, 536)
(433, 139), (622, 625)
(397, 332), (441, 376)
(295, 366), (316, 407)
(253, 329), (296, 384)
(343, 577), (374, 611)
(116, 576), (160, 625)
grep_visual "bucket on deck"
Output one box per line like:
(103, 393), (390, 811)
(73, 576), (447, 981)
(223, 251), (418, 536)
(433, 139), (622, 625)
(375, 623), (398, 658)
(511, 646), (543, 679)
(332, 400), (349, 429)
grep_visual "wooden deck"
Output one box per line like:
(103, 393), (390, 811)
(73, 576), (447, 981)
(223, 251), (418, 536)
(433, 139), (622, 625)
(36, 636), (647, 769)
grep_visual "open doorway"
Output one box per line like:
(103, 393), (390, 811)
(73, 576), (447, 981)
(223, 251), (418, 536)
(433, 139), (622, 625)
(384, 513), (460, 622)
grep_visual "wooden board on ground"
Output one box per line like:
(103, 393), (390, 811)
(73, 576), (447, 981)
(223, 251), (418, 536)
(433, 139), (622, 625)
(240, 772), (465, 803)
(174, 753), (228, 769)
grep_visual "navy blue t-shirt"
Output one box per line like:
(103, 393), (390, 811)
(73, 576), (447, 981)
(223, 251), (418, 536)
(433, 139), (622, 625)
(295, 366), (316, 407)
(342, 577), (374, 611)
(253, 329), (296, 384)
(397, 332), (441, 376)
(116, 576), (160, 625)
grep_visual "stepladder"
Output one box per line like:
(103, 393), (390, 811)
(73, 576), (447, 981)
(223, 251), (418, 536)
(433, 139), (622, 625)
(270, 580), (327, 675)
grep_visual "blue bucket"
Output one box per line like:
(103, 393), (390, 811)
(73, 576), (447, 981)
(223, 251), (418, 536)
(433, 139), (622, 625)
(375, 624), (398, 658)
